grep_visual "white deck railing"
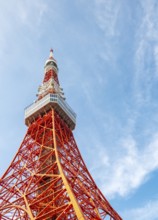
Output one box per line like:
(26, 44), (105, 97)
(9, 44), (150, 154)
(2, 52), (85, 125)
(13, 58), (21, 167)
(24, 94), (76, 129)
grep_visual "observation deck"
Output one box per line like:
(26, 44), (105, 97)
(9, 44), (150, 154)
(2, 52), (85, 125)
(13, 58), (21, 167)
(24, 94), (76, 130)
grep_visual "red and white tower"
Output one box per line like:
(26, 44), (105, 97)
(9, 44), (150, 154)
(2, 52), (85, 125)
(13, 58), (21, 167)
(0, 50), (122, 220)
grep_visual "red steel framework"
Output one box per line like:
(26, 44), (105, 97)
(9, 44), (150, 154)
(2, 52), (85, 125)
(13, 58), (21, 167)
(0, 50), (122, 220)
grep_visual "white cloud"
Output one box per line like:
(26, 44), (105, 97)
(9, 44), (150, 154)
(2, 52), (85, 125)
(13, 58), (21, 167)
(94, 0), (121, 63)
(78, 0), (158, 200)
(134, 0), (158, 104)
(0, 1), (48, 47)
(123, 199), (158, 220)
(94, 1), (158, 199)
(154, 45), (158, 77)
(94, 0), (120, 36)
(92, 133), (158, 198)
(15, 0), (48, 28)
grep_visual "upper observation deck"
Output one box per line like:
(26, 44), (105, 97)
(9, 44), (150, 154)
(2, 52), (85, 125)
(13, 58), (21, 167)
(25, 94), (76, 130)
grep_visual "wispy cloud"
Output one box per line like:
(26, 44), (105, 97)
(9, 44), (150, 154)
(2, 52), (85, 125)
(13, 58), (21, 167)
(94, 0), (121, 63)
(91, 133), (158, 198)
(123, 199), (158, 220)
(0, 1), (47, 42)
(15, 1), (48, 28)
(88, 0), (158, 200)
(94, 0), (120, 37)
(134, 0), (158, 105)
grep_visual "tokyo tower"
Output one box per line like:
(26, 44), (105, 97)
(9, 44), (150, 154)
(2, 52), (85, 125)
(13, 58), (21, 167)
(0, 50), (122, 220)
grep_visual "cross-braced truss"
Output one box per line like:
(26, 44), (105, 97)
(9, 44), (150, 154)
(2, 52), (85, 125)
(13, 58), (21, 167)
(0, 110), (122, 220)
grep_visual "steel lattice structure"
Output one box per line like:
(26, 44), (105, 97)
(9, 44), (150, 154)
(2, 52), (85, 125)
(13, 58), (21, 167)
(0, 50), (122, 220)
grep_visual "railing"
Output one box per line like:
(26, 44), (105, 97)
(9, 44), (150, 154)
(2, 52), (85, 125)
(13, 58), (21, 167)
(56, 95), (76, 122)
(24, 94), (76, 129)
(25, 94), (51, 117)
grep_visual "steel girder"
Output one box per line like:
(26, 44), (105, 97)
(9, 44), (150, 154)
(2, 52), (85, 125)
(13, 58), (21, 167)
(0, 110), (122, 220)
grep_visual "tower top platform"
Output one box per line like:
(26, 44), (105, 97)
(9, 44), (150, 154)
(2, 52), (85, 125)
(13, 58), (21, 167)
(45, 49), (58, 69)
(25, 93), (76, 130)
(24, 50), (76, 130)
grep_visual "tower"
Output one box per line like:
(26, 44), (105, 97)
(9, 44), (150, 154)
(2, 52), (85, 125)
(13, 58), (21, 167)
(0, 50), (122, 220)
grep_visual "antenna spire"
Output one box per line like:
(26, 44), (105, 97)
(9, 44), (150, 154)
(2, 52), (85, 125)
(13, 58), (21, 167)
(49, 48), (54, 58)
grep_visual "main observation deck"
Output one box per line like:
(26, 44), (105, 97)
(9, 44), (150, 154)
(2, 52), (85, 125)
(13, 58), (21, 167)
(24, 94), (76, 130)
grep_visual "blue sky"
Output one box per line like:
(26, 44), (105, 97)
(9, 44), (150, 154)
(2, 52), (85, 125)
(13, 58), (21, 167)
(0, 0), (158, 219)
